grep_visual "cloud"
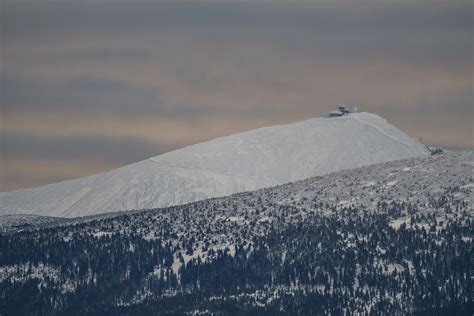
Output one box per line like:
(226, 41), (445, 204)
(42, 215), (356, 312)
(2, 75), (161, 114)
(5, 1), (471, 37)
(0, 157), (123, 192)
(4, 0), (472, 73)
(2, 132), (166, 165)
(1, 112), (288, 147)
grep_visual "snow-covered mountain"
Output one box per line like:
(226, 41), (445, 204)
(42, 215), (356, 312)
(0, 112), (430, 218)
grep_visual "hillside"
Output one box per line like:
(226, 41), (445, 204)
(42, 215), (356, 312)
(1, 151), (472, 314)
(0, 112), (429, 218)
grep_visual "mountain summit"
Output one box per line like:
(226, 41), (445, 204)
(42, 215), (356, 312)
(0, 112), (430, 217)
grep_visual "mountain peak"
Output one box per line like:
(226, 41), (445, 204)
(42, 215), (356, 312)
(0, 113), (430, 217)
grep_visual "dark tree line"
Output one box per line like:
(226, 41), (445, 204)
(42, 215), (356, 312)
(0, 207), (471, 315)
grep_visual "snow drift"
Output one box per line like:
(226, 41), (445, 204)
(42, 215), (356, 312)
(0, 112), (430, 217)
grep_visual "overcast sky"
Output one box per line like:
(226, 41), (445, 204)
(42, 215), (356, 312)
(1, 0), (473, 191)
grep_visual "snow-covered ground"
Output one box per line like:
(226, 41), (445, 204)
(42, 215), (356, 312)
(0, 112), (429, 218)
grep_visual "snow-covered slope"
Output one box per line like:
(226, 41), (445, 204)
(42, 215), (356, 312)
(0, 112), (429, 217)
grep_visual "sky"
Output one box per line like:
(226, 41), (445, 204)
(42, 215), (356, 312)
(1, 0), (473, 191)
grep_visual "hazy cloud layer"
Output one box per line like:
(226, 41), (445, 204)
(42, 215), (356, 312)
(1, 0), (473, 190)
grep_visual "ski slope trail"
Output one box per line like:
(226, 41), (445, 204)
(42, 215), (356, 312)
(0, 112), (430, 218)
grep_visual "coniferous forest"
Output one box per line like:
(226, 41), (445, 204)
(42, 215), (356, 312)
(0, 152), (472, 315)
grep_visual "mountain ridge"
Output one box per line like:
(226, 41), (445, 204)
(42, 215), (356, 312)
(0, 112), (430, 218)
